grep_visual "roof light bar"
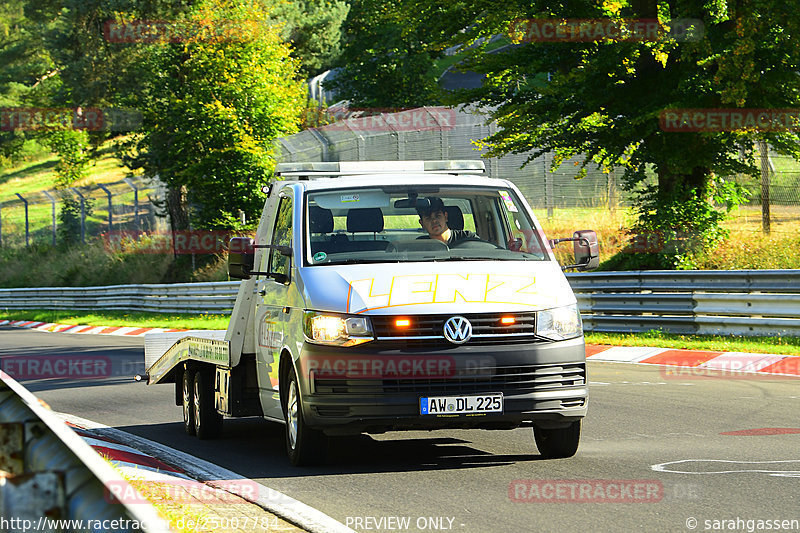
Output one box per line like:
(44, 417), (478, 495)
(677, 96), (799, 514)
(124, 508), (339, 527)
(275, 160), (485, 178)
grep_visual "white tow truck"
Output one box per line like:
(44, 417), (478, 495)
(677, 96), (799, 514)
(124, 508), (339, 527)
(143, 160), (599, 465)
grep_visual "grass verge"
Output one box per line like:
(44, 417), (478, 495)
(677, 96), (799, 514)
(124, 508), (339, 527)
(0, 309), (229, 330)
(586, 330), (800, 356)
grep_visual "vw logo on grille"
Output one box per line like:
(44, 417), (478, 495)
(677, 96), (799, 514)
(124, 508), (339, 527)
(443, 316), (472, 344)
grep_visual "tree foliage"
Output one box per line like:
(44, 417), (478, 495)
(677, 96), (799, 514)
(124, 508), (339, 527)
(327, 0), (444, 107)
(402, 0), (800, 268)
(119, 0), (306, 230)
(273, 0), (350, 78)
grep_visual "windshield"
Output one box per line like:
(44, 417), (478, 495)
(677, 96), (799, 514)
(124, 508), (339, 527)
(304, 185), (549, 265)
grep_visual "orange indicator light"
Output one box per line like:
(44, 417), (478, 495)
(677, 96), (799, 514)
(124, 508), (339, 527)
(395, 318), (411, 328)
(500, 316), (516, 325)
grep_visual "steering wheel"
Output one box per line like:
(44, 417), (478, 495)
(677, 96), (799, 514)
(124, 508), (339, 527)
(449, 237), (503, 250)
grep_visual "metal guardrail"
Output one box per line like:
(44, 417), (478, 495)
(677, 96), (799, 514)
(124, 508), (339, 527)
(0, 281), (240, 314)
(0, 371), (169, 531)
(568, 270), (800, 335)
(0, 271), (798, 335)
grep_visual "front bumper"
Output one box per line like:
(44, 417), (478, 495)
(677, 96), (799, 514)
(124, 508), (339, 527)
(295, 337), (588, 435)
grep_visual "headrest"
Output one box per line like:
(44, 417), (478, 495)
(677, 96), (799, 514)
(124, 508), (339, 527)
(445, 205), (464, 230)
(309, 206), (333, 233)
(347, 208), (384, 233)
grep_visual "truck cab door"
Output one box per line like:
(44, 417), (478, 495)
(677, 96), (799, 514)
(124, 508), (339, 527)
(255, 191), (294, 421)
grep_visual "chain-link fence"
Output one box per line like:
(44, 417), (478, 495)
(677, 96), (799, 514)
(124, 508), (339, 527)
(278, 106), (800, 231)
(0, 176), (166, 248)
(279, 106), (629, 213)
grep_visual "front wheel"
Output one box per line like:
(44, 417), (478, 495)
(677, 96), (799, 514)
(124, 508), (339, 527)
(284, 366), (327, 466)
(533, 420), (581, 459)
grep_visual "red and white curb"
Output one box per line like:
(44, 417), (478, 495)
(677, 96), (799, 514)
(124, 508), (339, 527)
(587, 345), (800, 377)
(0, 319), (185, 337)
(60, 414), (355, 533)
(4, 318), (797, 377)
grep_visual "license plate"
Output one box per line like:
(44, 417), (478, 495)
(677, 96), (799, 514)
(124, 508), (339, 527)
(420, 393), (503, 415)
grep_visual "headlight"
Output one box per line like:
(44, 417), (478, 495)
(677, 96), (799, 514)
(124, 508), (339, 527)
(303, 311), (374, 347)
(536, 304), (582, 341)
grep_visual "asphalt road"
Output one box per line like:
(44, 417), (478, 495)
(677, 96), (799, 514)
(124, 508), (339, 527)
(3, 327), (799, 533)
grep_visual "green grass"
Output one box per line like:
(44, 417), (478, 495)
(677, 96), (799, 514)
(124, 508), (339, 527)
(0, 309), (229, 330)
(586, 330), (800, 356)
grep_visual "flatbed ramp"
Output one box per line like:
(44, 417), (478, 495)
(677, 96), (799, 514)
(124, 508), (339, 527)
(145, 330), (228, 384)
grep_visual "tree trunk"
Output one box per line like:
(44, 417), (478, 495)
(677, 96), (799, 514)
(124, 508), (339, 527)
(167, 185), (190, 232)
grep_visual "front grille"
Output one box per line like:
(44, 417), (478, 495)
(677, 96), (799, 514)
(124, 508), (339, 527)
(313, 362), (586, 396)
(371, 312), (539, 345)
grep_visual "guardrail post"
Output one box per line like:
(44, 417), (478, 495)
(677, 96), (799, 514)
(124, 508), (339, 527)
(70, 188), (87, 244)
(42, 190), (57, 246)
(14, 193), (29, 247)
(97, 183), (113, 234)
(123, 177), (140, 232)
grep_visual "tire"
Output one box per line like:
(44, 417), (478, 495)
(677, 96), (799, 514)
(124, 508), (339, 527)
(533, 420), (581, 459)
(182, 368), (196, 436)
(193, 369), (223, 440)
(284, 366), (327, 466)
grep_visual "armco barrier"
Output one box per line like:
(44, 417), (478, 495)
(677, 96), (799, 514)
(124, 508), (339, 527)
(0, 270), (798, 335)
(0, 371), (169, 531)
(0, 281), (240, 314)
(570, 270), (800, 335)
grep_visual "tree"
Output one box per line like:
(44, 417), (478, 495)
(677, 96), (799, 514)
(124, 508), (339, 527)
(403, 0), (800, 268)
(120, 0), (306, 230)
(272, 0), (351, 78)
(326, 0), (444, 108)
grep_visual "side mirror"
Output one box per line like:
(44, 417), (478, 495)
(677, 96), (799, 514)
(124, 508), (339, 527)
(228, 237), (255, 279)
(549, 230), (599, 271)
(573, 230), (599, 271)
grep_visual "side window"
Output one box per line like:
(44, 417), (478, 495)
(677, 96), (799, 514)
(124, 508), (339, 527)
(270, 195), (293, 277)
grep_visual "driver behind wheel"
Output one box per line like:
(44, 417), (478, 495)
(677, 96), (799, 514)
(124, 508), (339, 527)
(416, 197), (478, 246)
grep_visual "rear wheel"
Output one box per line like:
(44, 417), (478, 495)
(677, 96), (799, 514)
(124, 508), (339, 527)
(182, 368), (195, 436)
(533, 420), (581, 459)
(284, 366), (327, 466)
(193, 369), (223, 439)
